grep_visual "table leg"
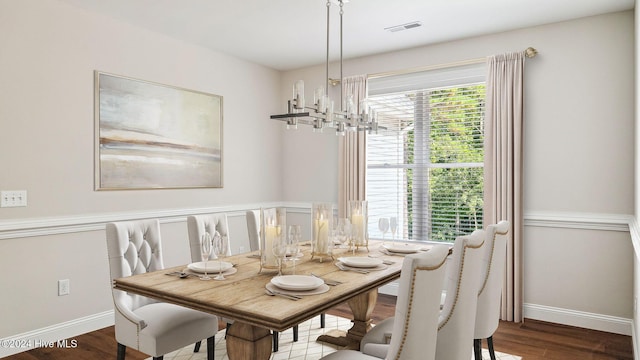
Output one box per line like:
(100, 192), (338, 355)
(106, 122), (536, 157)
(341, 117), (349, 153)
(317, 289), (378, 350)
(225, 322), (272, 360)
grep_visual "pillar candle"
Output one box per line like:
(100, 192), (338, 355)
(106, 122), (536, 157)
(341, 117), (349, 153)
(351, 214), (364, 245)
(265, 225), (278, 266)
(314, 217), (329, 254)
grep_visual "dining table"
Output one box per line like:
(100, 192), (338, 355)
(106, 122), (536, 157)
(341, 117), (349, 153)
(113, 240), (409, 360)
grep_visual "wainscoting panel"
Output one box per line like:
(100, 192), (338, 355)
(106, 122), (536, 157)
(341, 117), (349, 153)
(0, 208), (635, 356)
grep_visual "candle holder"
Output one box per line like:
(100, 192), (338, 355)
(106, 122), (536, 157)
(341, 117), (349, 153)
(260, 207), (286, 273)
(348, 200), (368, 252)
(311, 203), (334, 262)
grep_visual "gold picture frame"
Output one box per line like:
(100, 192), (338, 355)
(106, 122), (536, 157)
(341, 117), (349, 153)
(94, 71), (223, 190)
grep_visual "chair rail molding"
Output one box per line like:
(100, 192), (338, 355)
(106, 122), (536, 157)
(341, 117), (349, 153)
(0, 202), (317, 240)
(524, 211), (633, 232)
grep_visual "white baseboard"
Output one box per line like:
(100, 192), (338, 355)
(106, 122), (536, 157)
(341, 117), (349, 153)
(523, 303), (632, 336)
(632, 321), (639, 360)
(0, 311), (114, 358)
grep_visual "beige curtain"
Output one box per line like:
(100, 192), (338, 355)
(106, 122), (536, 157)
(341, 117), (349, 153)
(338, 75), (368, 217)
(484, 52), (525, 322)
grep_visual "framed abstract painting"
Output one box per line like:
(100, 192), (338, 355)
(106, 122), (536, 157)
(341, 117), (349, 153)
(94, 71), (223, 190)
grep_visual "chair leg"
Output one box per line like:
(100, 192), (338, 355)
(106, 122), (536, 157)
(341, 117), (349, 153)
(207, 336), (215, 360)
(152, 357), (163, 360)
(320, 313), (326, 328)
(194, 340), (202, 352)
(293, 325), (299, 342)
(272, 331), (279, 352)
(473, 338), (482, 360)
(487, 336), (497, 360)
(117, 343), (126, 360)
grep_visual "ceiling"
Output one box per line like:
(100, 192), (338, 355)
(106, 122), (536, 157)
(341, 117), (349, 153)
(57, 0), (634, 71)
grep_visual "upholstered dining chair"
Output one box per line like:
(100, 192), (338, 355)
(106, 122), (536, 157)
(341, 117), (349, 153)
(187, 213), (232, 261)
(319, 244), (451, 360)
(360, 229), (486, 360)
(187, 214), (234, 330)
(243, 210), (302, 351)
(474, 220), (510, 360)
(106, 219), (218, 360)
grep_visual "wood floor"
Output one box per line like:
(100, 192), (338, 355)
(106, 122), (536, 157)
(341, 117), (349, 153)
(6, 294), (633, 360)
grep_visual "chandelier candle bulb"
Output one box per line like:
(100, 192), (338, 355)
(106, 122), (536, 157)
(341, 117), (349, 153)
(294, 80), (305, 110)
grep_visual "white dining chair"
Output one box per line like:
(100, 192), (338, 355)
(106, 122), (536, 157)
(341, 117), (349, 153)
(106, 219), (218, 360)
(319, 244), (451, 360)
(474, 220), (510, 360)
(187, 214), (234, 331)
(244, 209), (304, 351)
(187, 213), (232, 260)
(360, 229), (485, 360)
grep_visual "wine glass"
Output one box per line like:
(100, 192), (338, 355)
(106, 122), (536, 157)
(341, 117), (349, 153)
(378, 217), (390, 245)
(272, 236), (287, 276)
(287, 225), (301, 274)
(200, 233), (212, 280)
(212, 233), (228, 281)
(390, 217), (398, 242)
(335, 218), (350, 249)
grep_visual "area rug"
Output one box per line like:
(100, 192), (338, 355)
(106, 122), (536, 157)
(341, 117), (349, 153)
(149, 314), (521, 360)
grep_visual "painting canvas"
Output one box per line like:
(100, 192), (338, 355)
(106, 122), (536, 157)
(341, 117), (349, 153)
(95, 71), (222, 190)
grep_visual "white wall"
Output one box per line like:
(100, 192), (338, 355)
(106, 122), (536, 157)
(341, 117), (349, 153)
(0, 0), (285, 345)
(282, 11), (635, 334)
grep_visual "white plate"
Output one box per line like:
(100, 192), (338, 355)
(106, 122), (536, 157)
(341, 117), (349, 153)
(188, 261), (233, 273)
(382, 243), (421, 254)
(337, 257), (384, 268)
(271, 275), (324, 291)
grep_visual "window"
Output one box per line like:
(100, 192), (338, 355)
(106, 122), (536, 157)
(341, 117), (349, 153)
(366, 64), (485, 243)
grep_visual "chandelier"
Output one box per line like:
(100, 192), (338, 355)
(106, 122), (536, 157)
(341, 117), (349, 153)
(270, 0), (380, 135)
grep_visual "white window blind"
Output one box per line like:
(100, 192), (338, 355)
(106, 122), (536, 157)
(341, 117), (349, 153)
(366, 63), (485, 243)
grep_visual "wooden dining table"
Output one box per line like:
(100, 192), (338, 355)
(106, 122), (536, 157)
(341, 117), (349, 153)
(113, 240), (403, 360)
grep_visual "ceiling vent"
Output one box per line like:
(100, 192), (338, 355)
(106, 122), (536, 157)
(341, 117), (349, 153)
(385, 21), (422, 33)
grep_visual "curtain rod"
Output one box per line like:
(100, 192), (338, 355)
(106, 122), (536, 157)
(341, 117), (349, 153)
(329, 47), (537, 85)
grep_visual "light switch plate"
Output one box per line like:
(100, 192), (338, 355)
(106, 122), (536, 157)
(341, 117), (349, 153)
(0, 190), (27, 207)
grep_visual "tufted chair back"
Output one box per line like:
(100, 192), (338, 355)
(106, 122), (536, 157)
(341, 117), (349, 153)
(436, 229), (485, 360)
(106, 219), (164, 311)
(187, 214), (232, 261)
(245, 210), (261, 252)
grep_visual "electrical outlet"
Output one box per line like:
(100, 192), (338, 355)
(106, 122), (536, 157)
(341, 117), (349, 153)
(58, 279), (70, 296)
(0, 190), (27, 207)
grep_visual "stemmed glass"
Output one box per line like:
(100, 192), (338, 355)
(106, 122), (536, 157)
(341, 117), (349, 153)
(287, 225), (301, 274)
(200, 233), (212, 280)
(335, 218), (350, 249)
(378, 217), (390, 245)
(390, 217), (398, 242)
(272, 236), (287, 277)
(212, 233), (229, 281)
